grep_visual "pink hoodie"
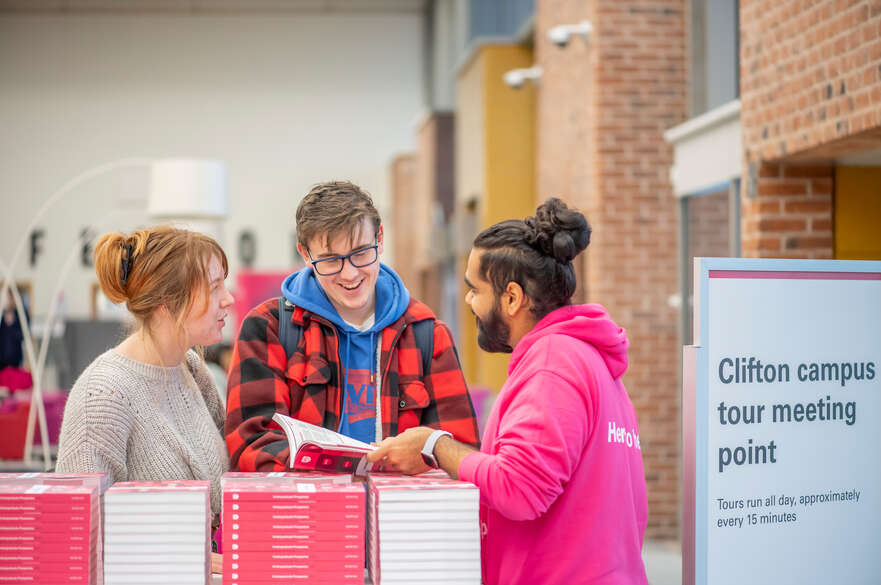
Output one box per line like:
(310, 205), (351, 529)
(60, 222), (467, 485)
(458, 304), (649, 585)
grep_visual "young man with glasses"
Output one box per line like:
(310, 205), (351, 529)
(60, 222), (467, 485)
(225, 181), (479, 471)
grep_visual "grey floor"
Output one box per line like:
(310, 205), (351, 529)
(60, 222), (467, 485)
(644, 540), (683, 585)
(213, 542), (684, 585)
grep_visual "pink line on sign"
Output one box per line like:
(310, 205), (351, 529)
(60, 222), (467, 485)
(709, 270), (881, 280)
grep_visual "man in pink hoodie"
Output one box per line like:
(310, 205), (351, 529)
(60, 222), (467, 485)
(369, 198), (650, 585)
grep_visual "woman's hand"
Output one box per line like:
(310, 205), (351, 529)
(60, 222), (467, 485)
(211, 552), (223, 574)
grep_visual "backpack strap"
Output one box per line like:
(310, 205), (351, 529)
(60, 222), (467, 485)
(410, 318), (435, 377)
(279, 296), (435, 380)
(277, 297), (303, 359)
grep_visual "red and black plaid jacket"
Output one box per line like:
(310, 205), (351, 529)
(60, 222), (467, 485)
(225, 297), (480, 471)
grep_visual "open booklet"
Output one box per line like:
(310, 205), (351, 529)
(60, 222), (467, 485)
(272, 412), (385, 475)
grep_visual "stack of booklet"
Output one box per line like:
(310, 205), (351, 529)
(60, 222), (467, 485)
(0, 482), (100, 585)
(366, 474), (481, 585)
(221, 475), (365, 585)
(103, 481), (211, 585)
(0, 472), (110, 585)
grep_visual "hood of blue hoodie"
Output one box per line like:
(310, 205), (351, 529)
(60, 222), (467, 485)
(280, 263), (410, 442)
(281, 262), (410, 334)
(510, 304), (629, 380)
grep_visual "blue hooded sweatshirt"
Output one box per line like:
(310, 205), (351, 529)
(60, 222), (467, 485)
(280, 263), (410, 444)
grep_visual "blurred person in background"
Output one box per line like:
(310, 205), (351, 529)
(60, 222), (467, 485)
(0, 288), (31, 396)
(0, 289), (26, 370)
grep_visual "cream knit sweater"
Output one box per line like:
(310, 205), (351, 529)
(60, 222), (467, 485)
(56, 349), (229, 520)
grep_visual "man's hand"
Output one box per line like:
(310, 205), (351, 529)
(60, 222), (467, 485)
(368, 426), (478, 479)
(367, 427), (434, 475)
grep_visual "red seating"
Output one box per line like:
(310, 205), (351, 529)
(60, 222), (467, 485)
(0, 389), (68, 459)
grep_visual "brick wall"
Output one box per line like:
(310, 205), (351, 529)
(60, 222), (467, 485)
(742, 163), (834, 258)
(740, 0), (881, 259)
(412, 112), (455, 314)
(535, 0), (593, 305)
(537, 0), (688, 540)
(740, 0), (881, 162)
(685, 190), (732, 344)
(687, 190), (731, 261)
(389, 154), (418, 293)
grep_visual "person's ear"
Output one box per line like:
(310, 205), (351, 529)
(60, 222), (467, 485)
(296, 241), (311, 266)
(502, 281), (528, 317)
(376, 225), (384, 255)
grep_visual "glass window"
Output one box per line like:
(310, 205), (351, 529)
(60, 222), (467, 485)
(691, 0), (739, 116)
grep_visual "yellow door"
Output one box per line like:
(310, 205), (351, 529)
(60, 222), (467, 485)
(835, 166), (881, 260)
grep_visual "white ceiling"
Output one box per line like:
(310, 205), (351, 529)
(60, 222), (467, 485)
(0, 0), (427, 13)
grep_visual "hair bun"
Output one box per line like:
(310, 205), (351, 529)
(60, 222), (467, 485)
(526, 198), (591, 263)
(93, 232), (131, 304)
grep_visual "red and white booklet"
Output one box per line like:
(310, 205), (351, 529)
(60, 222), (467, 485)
(220, 471), (352, 486)
(0, 472), (111, 494)
(272, 412), (384, 475)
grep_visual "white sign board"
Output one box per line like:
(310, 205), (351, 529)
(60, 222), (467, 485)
(683, 258), (881, 585)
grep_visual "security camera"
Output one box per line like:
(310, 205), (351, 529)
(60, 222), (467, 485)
(547, 20), (593, 47)
(502, 70), (527, 89)
(548, 26), (572, 47)
(502, 66), (543, 89)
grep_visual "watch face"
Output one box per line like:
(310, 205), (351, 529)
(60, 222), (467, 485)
(421, 453), (438, 468)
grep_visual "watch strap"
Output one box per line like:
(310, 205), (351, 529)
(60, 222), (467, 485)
(421, 430), (452, 467)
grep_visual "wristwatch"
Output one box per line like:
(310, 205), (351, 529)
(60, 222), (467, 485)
(420, 430), (452, 469)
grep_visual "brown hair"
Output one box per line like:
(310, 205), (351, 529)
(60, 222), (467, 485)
(295, 181), (381, 251)
(93, 226), (229, 335)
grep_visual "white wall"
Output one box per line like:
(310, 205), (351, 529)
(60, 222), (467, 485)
(0, 11), (425, 319)
(429, 0), (456, 111)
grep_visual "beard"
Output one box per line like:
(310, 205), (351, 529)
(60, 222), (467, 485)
(475, 301), (513, 354)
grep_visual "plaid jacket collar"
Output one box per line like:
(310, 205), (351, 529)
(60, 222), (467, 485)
(288, 298), (436, 429)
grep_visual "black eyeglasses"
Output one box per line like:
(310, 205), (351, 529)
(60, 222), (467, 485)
(308, 242), (379, 276)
